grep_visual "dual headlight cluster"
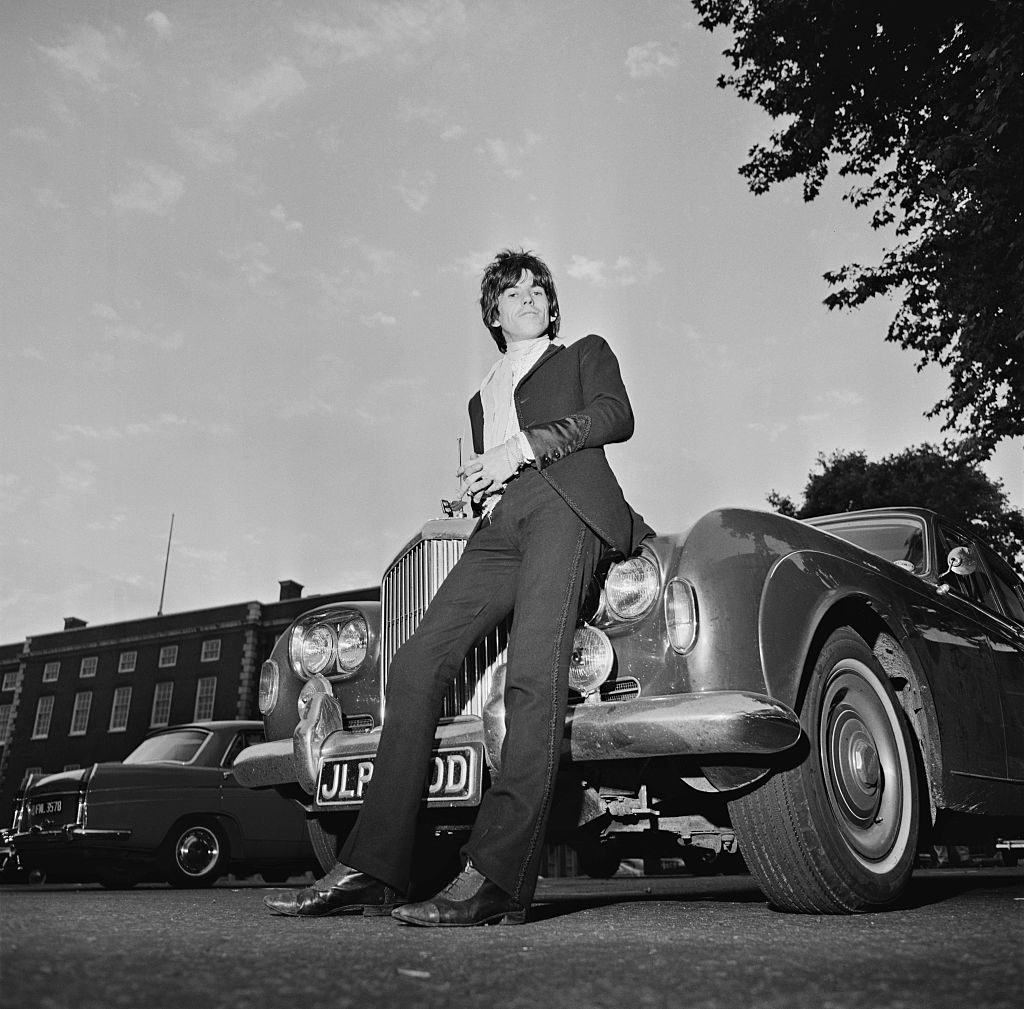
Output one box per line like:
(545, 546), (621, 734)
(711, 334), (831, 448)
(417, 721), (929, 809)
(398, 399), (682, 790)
(568, 552), (698, 697)
(258, 610), (369, 715)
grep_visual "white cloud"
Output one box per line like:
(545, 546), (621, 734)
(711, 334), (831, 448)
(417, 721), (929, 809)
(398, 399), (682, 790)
(478, 131), (541, 179)
(362, 311), (397, 327)
(566, 254), (664, 287)
(58, 460), (98, 494)
(39, 25), (137, 92)
(55, 415), (188, 442)
(270, 204), (304, 232)
(32, 187), (67, 212)
(145, 11), (173, 40)
(294, 0), (467, 64)
(175, 127), (237, 166)
(222, 242), (278, 296)
(625, 41), (680, 80)
(213, 59), (308, 124)
(395, 168), (437, 212)
(111, 162), (185, 216)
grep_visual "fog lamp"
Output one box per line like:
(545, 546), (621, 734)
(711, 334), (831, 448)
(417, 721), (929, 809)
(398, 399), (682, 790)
(569, 624), (614, 696)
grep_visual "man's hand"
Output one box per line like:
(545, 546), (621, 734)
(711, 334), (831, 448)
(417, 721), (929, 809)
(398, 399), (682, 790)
(458, 441), (522, 503)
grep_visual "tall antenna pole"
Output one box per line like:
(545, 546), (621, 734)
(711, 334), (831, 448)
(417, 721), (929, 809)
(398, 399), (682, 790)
(158, 513), (175, 616)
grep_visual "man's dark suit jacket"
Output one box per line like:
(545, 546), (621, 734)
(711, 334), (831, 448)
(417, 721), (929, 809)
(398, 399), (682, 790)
(468, 333), (653, 556)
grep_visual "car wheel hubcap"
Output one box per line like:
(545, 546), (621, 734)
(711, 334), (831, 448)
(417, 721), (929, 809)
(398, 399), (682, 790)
(820, 661), (909, 868)
(176, 826), (220, 876)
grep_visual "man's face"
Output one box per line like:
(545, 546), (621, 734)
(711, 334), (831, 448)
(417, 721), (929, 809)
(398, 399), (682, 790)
(494, 269), (551, 345)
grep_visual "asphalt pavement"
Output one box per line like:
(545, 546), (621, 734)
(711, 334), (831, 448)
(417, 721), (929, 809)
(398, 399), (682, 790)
(1, 868), (1021, 1009)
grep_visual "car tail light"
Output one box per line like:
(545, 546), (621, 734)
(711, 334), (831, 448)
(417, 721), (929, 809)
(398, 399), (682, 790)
(569, 625), (614, 697)
(665, 578), (698, 653)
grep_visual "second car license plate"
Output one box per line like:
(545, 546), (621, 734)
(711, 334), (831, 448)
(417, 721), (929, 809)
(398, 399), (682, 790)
(316, 744), (482, 809)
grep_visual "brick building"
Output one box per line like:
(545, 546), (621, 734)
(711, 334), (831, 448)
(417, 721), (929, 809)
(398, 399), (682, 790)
(0, 581), (377, 825)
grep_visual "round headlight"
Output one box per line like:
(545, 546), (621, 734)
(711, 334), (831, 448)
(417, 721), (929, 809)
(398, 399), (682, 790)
(665, 578), (698, 653)
(258, 659), (279, 715)
(290, 623), (336, 678)
(335, 615), (369, 673)
(568, 624), (614, 696)
(604, 555), (660, 620)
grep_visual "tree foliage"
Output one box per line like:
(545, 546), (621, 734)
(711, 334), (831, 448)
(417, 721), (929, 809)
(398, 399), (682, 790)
(694, 0), (1024, 459)
(768, 444), (1024, 566)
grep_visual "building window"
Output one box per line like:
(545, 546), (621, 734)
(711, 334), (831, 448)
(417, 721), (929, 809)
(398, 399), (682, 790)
(42, 662), (60, 683)
(151, 682), (174, 727)
(80, 656), (98, 679)
(109, 686), (132, 732)
(63, 764), (81, 772)
(158, 645), (178, 668)
(22, 767), (42, 784)
(200, 639), (221, 663)
(0, 704), (11, 745)
(118, 651), (137, 674)
(69, 692), (93, 736)
(2, 672), (19, 692)
(194, 677), (217, 721)
(32, 696), (55, 739)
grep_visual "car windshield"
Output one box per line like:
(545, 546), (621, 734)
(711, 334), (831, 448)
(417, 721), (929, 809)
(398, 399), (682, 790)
(123, 728), (211, 765)
(815, 518), (928, 575)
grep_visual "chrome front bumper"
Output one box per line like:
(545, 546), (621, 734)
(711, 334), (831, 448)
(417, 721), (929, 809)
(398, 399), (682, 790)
(233, 688), (801, 798)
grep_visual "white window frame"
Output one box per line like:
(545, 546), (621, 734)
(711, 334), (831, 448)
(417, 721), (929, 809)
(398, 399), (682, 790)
(0, 704), (12, 745)
(80, 656), (98, 679)
(32, 696), (55, 739)
(118, 651), (137, 674)
(108, 686), (132, 733)
(69, 691), (93, 736)
(150, 681), (174, 727)
(42, 662), (60, 683)
(158, 645), (178, 668)
(194, 676), (217, 721)
(200, 639), (221, 663)
(2, 672), (20, 692)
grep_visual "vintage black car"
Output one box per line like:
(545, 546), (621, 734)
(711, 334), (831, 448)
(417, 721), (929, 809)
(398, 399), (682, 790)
(234, 507), (1024, 913)
(12, 720), (316, 888)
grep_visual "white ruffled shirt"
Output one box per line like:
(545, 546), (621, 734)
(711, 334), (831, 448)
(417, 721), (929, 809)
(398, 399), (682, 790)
(479, 336), (559, 454)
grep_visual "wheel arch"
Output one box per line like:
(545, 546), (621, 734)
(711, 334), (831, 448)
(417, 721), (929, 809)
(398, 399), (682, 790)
(760, 552), (946, 823)
(161, 811), (242, 863)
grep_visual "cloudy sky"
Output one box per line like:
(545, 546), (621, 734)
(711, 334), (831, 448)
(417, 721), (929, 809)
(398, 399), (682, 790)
(1, 0), (1020, 642)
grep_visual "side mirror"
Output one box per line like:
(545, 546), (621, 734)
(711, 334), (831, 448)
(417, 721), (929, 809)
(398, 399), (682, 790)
(940, 545), (977, 579)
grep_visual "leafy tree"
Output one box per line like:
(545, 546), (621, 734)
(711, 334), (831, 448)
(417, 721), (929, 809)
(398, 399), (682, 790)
(694, 0), (1024, 459)
(769, 444), (1024, 566)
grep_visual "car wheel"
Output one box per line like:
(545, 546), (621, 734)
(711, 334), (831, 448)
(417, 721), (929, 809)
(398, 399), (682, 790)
(161, 818), (228, 889)
(729, 626), (920, 913)
(575, 838), (621, 879)
(307, 814), (354, 876)
(259, 869), (291, 884)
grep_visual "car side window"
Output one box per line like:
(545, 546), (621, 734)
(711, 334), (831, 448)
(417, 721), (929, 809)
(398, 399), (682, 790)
(936, 524), (1001, 613)
(982, 547), (1024, 625)
(222, 729), (265, 767)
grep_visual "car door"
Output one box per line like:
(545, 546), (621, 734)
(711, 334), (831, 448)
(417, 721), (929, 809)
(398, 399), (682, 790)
(975, 544), (1024, 785)
(218, 729), (308, 857)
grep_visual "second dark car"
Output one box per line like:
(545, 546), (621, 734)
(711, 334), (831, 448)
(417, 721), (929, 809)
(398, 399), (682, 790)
(12, 720), (317, 888)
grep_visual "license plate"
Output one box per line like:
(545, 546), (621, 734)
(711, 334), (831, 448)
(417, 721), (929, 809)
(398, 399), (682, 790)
(316, 745), (482, 809)
(30, 799), (63, 817)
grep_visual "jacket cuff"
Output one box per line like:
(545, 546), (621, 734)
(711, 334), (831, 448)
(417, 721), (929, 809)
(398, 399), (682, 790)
(523, 414), (592, 469)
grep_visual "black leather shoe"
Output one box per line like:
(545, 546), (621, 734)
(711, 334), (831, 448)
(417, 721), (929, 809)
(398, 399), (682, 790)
(263, 862), (404, 917)
(391, 862), (526, 927)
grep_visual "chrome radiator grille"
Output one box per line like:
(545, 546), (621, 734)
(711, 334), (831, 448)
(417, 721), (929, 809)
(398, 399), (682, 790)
(381, 526), (508, 719)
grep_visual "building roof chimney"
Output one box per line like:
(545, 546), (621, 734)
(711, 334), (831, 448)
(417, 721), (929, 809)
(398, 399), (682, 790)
(278, 580), (304, 601)
(63, 616), (88, 631)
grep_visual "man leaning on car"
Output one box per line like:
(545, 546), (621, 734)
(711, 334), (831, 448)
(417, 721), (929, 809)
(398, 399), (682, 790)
(264, 247), (650, 927)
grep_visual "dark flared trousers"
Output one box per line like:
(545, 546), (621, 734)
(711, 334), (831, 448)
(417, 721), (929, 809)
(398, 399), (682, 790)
(340, 467), (602, 906)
